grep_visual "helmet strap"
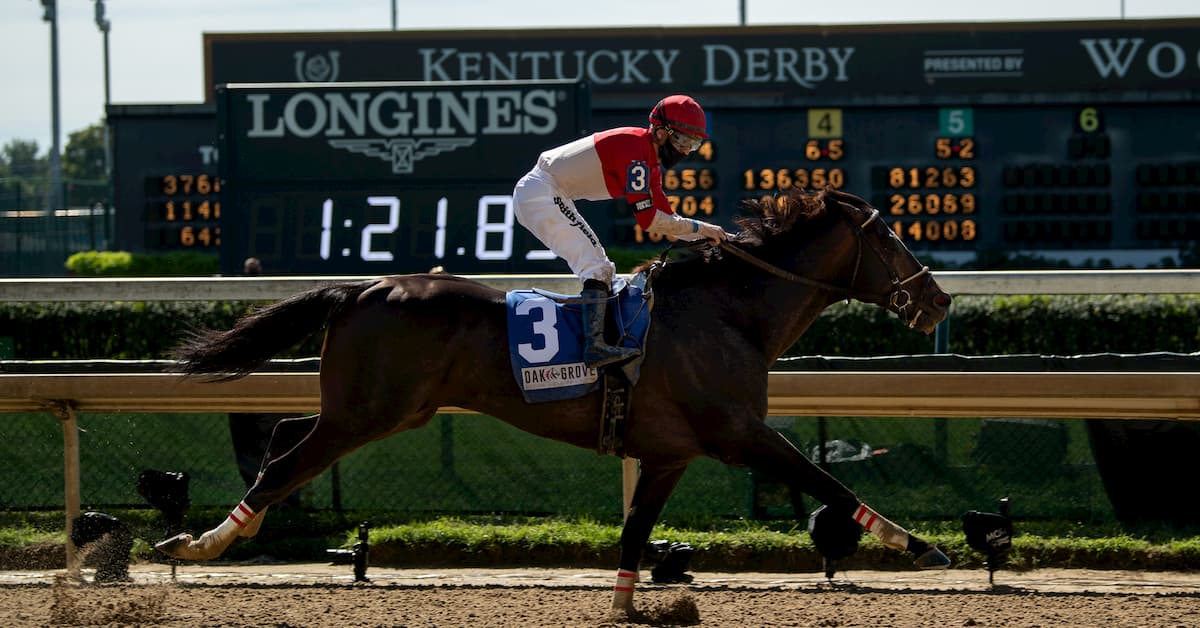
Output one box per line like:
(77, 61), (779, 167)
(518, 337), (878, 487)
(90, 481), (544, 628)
(657, 140), (685, 169)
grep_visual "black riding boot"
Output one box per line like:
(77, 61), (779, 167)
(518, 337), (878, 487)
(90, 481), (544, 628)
(581, 285), (640, 368)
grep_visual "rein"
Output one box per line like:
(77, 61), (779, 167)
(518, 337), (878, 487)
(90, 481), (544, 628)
(714, 203), (931, 328)
(718, 239), (879, 301)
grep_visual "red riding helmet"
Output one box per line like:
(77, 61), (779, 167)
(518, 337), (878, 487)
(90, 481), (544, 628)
(648, 95), (709, 139)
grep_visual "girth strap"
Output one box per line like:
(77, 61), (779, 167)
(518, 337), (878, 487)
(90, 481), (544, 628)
(598, 372), (631, 457)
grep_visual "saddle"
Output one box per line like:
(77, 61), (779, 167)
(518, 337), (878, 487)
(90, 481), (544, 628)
(505, 275), (653, 456)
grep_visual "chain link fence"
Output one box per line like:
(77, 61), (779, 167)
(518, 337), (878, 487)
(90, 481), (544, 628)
(0, 409), (1117, 523)
(0, 177), (113, 277)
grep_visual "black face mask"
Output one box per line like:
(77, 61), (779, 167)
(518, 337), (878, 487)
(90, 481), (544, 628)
(657, 141), (686, 169)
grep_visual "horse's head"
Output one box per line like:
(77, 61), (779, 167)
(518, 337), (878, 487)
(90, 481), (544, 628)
(730, 188), (952, 334)
(821, 189), (952, 333)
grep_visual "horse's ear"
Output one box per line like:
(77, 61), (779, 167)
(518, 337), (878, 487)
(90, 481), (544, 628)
(759, 193), (790, 234)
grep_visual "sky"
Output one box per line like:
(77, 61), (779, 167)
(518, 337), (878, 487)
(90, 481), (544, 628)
(2, 0), (1198, 152)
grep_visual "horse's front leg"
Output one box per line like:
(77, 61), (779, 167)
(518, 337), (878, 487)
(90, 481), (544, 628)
(730, 420), (950, 569)
(612, 460), (689, 616)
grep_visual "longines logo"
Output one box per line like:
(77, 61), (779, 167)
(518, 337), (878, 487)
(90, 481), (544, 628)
(293, 50), (341, 82)
(328, 138), (476, 174)
(244, 88), (563, 174)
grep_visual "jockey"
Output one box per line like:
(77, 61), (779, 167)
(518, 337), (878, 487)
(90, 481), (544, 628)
(513, 94), (729, 368)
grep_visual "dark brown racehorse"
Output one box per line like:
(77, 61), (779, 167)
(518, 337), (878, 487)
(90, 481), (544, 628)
(158, 187), (952, 614)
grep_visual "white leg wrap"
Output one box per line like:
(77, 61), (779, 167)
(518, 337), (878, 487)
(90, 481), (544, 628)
(155, 501), (259, 560)
(198, 502), (257, 551)
(610, 569), (638, 611)
(239, 505), (268, 538)
(854, 503), (909, 551)
(227, 501), (257, 531)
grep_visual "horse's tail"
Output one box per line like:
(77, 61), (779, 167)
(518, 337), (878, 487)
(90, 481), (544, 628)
(172, 281), (372, 381)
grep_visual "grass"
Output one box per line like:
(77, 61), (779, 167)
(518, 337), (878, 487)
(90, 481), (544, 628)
(0, 524), (60, 548)
(6, 510), (1198, 573)
(357, 516), (1200, 572)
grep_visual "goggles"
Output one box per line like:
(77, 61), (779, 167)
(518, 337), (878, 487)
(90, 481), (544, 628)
(666, 128), (704, 153)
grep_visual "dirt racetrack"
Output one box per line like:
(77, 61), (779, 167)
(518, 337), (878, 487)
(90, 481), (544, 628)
(2, 563), (1199, 627)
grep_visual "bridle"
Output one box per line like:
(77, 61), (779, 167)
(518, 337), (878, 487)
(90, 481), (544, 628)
(716, 200), (931, 329)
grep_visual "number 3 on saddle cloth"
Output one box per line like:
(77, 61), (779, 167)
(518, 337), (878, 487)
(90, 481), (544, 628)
(505, 278), (652, 404)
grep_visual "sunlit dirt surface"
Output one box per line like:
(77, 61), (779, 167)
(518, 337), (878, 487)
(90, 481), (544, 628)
(2, 563), (1199, 626)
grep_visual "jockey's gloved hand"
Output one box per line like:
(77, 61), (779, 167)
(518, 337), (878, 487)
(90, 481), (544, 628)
(695, 221), (729, 245)
(645, 211), (728, 245)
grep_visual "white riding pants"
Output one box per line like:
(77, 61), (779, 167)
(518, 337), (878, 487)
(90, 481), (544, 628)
(513, 166), (615, 286)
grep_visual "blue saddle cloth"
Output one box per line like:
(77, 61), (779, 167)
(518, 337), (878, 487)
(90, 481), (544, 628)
(506, 283), (651, 403)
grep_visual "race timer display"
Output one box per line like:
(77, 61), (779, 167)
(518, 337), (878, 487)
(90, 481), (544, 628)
(215, 80), (590, 275)
(239, 186), (556, 271)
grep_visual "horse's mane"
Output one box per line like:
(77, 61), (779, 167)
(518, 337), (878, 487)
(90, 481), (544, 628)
(732, 187), (830, 247)
(630, 188), (831, 274)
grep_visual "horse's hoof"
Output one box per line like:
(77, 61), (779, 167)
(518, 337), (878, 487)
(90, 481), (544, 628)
(914, 546), (951, 570)
(154, 533), (195, 559)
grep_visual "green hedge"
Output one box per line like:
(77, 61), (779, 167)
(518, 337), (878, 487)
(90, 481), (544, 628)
(1, 294), (1197, 360)
(792, 294), (1200, 357)
(64, 250), (219, 277)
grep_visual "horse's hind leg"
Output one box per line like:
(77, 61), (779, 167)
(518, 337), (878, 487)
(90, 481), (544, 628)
(233, 414), (322, 539)
(733, 420), (950, 569)
(159, 408), (428, 560)
(239, 410), (378, 513)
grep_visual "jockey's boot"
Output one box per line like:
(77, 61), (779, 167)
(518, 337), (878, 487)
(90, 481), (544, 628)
(581, 285), (640, 369)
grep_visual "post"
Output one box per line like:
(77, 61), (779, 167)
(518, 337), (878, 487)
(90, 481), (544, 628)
(54, 401), (81, 581)
(621, 457), (638, 521)
(934, 319), (950, 354)
(14, 185), (22, 274)
(42, 1), (63, 214)
(95, 1), (113, 244)
(933, 318), (950, 463)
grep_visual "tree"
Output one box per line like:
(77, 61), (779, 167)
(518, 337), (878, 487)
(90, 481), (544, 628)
(63, 123), (107, 181)
(1, 122), (109, 208)
(1, 139), (47, 179)
(2, 120), (107, 182)
(0, 140), (48, 205)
